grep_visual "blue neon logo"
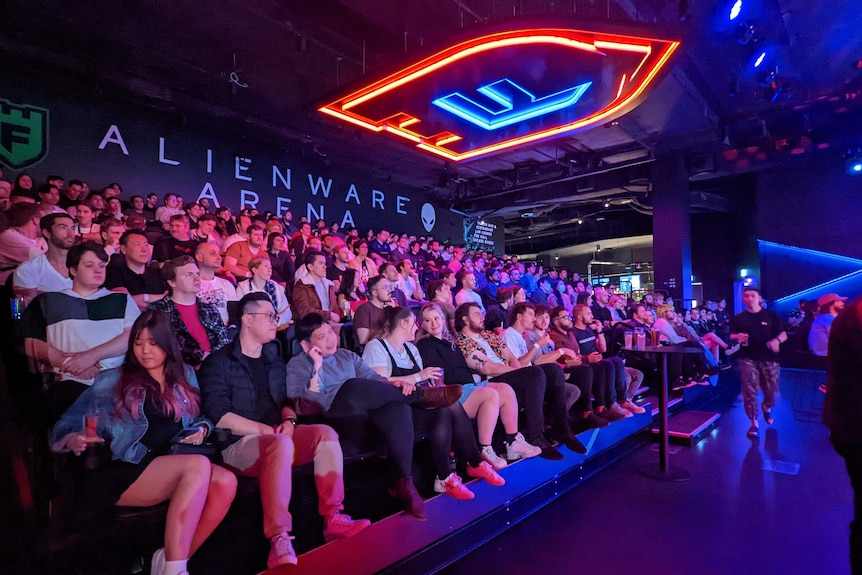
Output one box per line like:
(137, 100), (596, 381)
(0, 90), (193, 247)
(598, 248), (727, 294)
(432, 78), (592, 131)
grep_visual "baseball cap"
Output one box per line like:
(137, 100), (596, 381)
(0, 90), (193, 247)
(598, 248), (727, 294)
(817, 293), (847, 307)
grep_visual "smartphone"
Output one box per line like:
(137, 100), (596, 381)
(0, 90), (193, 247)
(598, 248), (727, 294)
(171, 427), (201, 442)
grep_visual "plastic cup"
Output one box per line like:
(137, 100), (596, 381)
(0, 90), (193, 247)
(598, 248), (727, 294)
(434, 368), (445, 387)
(624, 331), (633, 350)
(84, 414), (98, 438)
(635, 331), (646, 351)
(651, 330), (661, 347)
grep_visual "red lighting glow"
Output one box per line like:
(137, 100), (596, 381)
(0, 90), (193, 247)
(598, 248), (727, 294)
(319, 28), (679, 162)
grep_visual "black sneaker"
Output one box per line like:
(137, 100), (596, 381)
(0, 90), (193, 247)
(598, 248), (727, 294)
(529, 435), (564, 460)
(551, 431), (587, 454)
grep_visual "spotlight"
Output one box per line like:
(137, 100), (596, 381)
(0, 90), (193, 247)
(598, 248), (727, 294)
(845, 148), (862, 175)
(603, 201), (610, 208)
(729, 0), (743, 20)
(754, 51), (766, 68)
(577, 218), (584, 225)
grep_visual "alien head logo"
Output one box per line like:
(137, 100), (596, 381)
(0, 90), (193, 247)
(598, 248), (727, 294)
(0, 99), (49, 170)
(320, 28), (679, 162)
(421, 203), (436, 232)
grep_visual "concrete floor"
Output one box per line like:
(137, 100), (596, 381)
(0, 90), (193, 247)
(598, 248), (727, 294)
(439, 369), (853, 575)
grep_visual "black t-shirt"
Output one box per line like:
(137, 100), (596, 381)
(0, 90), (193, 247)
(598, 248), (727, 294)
(241, 354), (281, 426)
(484, 304), (510, 331)
(326, 264), (348, 285)
(572, 326), (599, 355)
(105, 261), (167, 295)
(591, 304), (613, 326)
(729, 308), (783, 362)
(152, 237), (201, 262)
(415, 336), (477, 385)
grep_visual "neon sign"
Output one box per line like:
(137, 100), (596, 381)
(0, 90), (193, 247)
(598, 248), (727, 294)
(432, 78), (592, 131)
(319, 28), (680, 162)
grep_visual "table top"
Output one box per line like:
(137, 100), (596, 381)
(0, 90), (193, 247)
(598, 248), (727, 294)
(637, 344), (704, 354)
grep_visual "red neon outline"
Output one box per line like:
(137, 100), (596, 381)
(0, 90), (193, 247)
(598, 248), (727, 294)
(319, 28), (679, 162)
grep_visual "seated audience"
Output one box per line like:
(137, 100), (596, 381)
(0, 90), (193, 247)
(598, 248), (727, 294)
(454, 270), (485, 311)
(347, 240), (378, 292)
(363, 306), (504, 499)
(335, 268), (364, 320)
(453, 302), (572, 460)
(199, 293), (369, 569)
(99, 218), (126, 256)
(395, 259), (424, 301)
(23, 242), (139, 418)
(415, 302), (539, 467)
(50, 310), (236, 575)
(194, 242), (238, 325)
(0, 202), (47, 283)
(378, 262), (408, 307)
(153, 214), (200, 262)
(13, 213), (76, 303)
(224, 224), (268, 281)
(105, 229), (168, 310)
(484, 286), (515, 333)
(236, 258), (292, 330)
(73, 203), (101, 242)
(293, 250), (340, 323)
(155, 193), (183, 230)
(353, 275), (393, 346)
(285, 312), (463, 519)
(146, 255), (230, 367)
(266, 232), (295, 286)
(326, 242), (352, 288)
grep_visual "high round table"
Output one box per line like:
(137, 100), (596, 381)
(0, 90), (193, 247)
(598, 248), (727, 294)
(633, 344), (704, 481)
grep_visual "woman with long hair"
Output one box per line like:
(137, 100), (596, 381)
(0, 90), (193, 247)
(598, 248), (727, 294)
(50, 310), (237, 575)
(415, 303), (540, 467)
(266, 232), (295, 287)
(348, 240), (378, 292)
(235, 257), (292, 329)
(362, 306), (505, 499)
(335, 268), (365, 320)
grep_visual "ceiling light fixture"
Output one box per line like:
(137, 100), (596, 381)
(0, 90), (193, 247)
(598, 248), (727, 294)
(729, 0), (743, 21)
(845, 148), (862, 175)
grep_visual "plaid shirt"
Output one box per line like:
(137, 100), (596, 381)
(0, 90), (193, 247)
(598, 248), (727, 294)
(455, 330), (509, 362)
(147, 295), (230, 366)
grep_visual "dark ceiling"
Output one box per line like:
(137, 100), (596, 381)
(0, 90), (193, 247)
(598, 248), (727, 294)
(3, 0), (862, 252)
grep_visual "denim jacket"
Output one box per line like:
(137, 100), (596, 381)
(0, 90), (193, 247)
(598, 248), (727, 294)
(49, 365), (212, 464)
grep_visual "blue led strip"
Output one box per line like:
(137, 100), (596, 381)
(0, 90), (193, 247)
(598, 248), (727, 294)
(432, 78), (592, 131)
(773, 269), (862, 303)
(757, 239), (862, 266)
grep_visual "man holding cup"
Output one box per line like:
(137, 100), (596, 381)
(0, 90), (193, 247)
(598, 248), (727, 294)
(730, 286), (787, 438)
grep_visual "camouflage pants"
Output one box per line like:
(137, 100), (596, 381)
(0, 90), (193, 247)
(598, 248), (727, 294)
(738, 358), (780, 420)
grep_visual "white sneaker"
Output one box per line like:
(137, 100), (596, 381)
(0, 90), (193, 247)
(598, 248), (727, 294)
(620, 400), (646, 414)
(151, 548), (165, 575)
(505, 432), (542, 460)
(611, 403), (634, 419)
(480, 445), (508, 470)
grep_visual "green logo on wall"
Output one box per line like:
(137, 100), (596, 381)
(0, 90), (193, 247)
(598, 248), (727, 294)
(0, 98), (49, 170)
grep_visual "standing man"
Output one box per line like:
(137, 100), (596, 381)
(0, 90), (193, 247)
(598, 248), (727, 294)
(200, 293), (370, 569)
(13, 213), (76, 303)
(809, 293), (847, 358)
(823, 295), (862, 575)
(730, 287), (787, 438)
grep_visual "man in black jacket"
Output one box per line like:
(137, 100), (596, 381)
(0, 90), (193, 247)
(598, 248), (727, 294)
(199, 293), (369, 570)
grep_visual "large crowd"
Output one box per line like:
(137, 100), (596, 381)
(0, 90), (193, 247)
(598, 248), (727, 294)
(2, 173), (751, 574)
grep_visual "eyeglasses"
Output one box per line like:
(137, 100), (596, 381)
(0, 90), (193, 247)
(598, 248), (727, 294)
(247, 312), (278, 323)
(556, 315), (572, 321)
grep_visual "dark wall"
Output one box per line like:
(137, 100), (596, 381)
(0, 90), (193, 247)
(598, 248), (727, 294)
(0, 63), (462, 242)
(757, 154), (862, 257)
(756, 154), (862, 303)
